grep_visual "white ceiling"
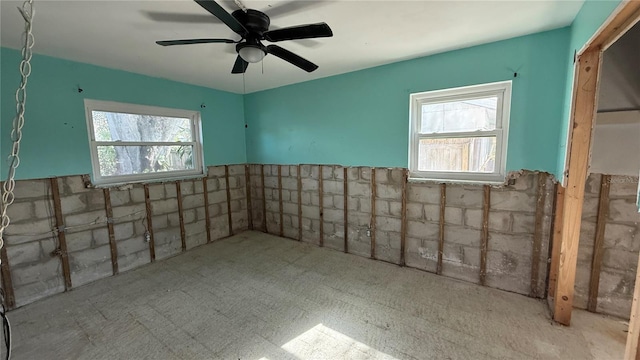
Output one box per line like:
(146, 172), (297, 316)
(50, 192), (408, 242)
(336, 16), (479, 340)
(1, 0), (584, 94)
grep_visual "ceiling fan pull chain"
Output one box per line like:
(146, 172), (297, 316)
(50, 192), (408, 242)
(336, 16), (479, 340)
(1, 0), (35, 262)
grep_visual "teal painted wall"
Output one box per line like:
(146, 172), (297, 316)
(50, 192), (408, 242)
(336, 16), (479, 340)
(556, 0), (623, 180)
(244, 28), (571, 176)
(1, 47), (246, 180)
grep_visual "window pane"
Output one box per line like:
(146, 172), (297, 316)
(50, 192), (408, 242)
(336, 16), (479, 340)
(420, 97), (497, 133)
(92, 111), (192, 142)
(97, 145), (195, 177)
(418, 137), (496, 173)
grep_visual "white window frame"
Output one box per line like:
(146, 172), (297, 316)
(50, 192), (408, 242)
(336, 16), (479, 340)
(408, 81), (512, 184)
(85, 99), (205, 186)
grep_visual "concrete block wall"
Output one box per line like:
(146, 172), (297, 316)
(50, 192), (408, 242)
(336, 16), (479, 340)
(574, 173), (640, 319)
(249, 164), (556, 299)
(1, 165), (248, 308)
(280, 165), (300, 240)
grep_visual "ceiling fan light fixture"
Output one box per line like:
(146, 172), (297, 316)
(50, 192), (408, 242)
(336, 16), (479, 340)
(238, 45), (266, 63)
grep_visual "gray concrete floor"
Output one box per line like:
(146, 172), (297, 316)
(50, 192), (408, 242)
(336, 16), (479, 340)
(10, 231), (626, 359)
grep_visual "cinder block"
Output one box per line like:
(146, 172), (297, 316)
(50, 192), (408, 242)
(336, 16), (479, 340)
(193, 180), (204, 194)
(374, 169), (389, 183)
(349, 182), (370, 197)
(609, 199), (640, 222)
(610, 176), (639, 197)
(407, 184), (442, 205)
(602, 248), (638, 271)
(109, 190), (131, 207)
(183, 209), (196, 224)
(375, 199), (390, 216)
(407, 220), (438, 239)
(487, 233), (533, 257)
(464, 209), (482, 229)
(490, 190), (536, 212)
(12, 179), (49, 200)
(584, 174), (602, 195)
(359, 198), (371, 213)
(207, 166), (226, 177)
(118, 251), (150, 273)
(511, 213), (533, 234)
(377, 184), (401, 199)
(62, 176), (91, 195)
(6, 202), (33, 223)
(301, 178), (318, 191)
(389, 169), (405, 184)
(604, 223), (639, 251)
(113, 222), (134, 240)
(112, 203), (145, 219)
(323, 180), (343, 195)
(92, 227), (110, 247)
(389, 201), (402, 217)
(300, 165), (319, 178)
(12, 257), (62, 286)
(424, 204), (440, 222)
(208, 190), (227, 205)
(206, 178), (220, 192)
(283, 202), (297, 216)
(65, 230), (93, 253)
(444, 226), (480, 247)
(6, 241), (41, 264)
(376, 216), (401, 232)
(182, 194), (203, 210)
(446, 186), (483, 208)
(148, 184), (165, 200)
(165, 183), (178, 198)
(180, 181), (195, 195)
(69, 244), (111, 266)
(347, 167), (360, 180)
(130, 186), (146, 203)
(228, 164), (245, 176)
(444, 207), (463, 225)
(324, 208), (343, 223)
(61, 194), (88, 214)
(360, 167), (372, 181)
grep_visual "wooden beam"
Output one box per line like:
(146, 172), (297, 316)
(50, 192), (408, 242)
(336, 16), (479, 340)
(261, 165), (267, 233)
(49, 177), (72, 290)
(370, 168), (377, 259)
(319, 165), (324, 247)
(548, 184), (565, 299)
(103, 188), (119, 275)
(297, 165), (302, 241)
(245, 165), (253, 231)
(437, 183), (446, 275)
(591, 1), (640, 51)
(343, 167), (349, 253)
(625, 251), (640, 360)
(143, 184), (156, 262)
(278, 165), (284, 237)
(202, 177), (212, 243)
(480, 185), (490, 286)
(554, 49), (602, 326)
(176, 181), (187, 252)
(400, 169), (408, 266)
(0, 247), (15, 308)
(225, 165), (233, 236)
(588, 175), (611, 312)
(530, 174), (547, 298)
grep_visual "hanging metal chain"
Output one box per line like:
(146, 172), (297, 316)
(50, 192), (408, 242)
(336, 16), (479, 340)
(0, 0), (35, 258)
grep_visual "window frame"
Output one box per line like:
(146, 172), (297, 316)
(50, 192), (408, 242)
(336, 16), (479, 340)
(85, 99), (205, 186)
(408, 80), (512, 184)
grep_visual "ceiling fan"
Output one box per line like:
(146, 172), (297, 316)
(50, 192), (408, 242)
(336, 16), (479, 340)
(155, 0), (333, 74)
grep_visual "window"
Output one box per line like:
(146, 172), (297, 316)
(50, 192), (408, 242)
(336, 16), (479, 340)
(409, 81), (512, 183)
(85, 100), (204, 185)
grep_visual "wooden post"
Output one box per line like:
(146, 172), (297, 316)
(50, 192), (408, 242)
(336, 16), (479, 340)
(437, 183), (446, 275)
(297, 165), (302, 241)
(625, 251), (640, 360)
(400, 169), (408, 266)
(530, 173), (547, 298)
(103, 188), (119, 275)
(225, 165), (233, 236)
(202, 177), (212, 243)
(479, 185), (490, 286)
(143, 184), (156, 262)
(343, 168), (349, 253)
(588, 175), (611, 312)
(0, 247), (15, 308)
(245, 165), (253, 231)
(49, 177), (72, 290)
(319, 165), (324, 247)
(176, 181), (186, 252)
(554, 49), (602, 326)
(261, 165), (267, 233)
(370, 168), (377, 259)
(278, 165), (284, 237)
(548, 185), (565, 299)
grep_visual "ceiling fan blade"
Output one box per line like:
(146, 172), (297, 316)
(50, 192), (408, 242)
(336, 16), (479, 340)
(194, 0), (248, 35)
(156, 38), (236, 46)
(231, 55), (249, 74)
(265, 0), (327, 18)
(266, 45), (318, 73)
(264, 23), (333, 42)
(143, 11), (216, 23)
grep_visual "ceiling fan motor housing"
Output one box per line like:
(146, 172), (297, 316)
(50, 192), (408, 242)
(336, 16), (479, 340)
(232, 9), (270, 35)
